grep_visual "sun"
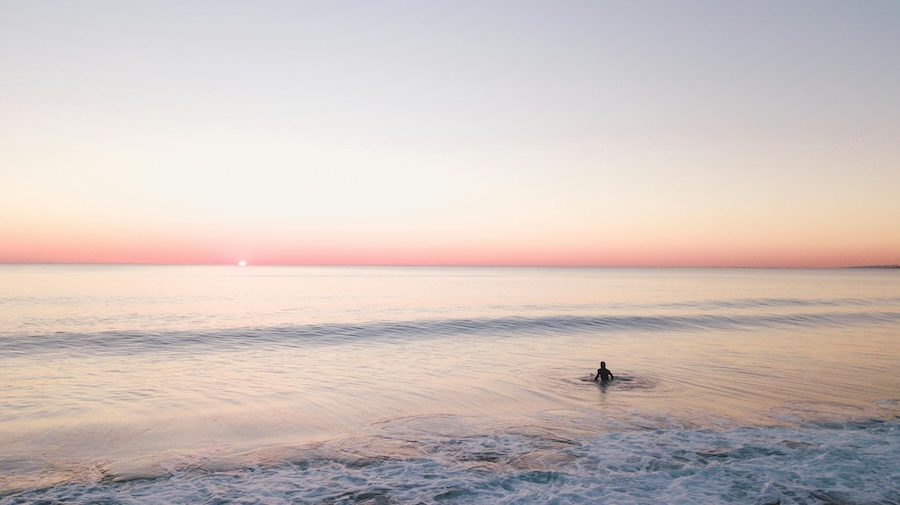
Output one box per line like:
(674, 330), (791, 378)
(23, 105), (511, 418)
(237, 260), (247, 267)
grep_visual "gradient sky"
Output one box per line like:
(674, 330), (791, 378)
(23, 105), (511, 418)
(2, 1), (898, 267)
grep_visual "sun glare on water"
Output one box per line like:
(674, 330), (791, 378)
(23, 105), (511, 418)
(237, 261), (247, 267)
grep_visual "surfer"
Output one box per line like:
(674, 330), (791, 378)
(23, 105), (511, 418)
(593, 361), (614, 382)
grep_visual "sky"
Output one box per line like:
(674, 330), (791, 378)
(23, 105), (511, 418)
(1, 1), (898, 267)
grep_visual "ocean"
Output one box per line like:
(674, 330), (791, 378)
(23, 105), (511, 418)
(1, 265), (898, 504)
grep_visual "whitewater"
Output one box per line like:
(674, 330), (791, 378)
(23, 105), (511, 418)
(1, 265), (898, 504)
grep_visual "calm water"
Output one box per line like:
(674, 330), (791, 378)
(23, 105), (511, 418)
(1, 265), (899, 503)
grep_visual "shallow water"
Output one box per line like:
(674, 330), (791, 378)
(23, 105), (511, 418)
(1, 266), (899, 503)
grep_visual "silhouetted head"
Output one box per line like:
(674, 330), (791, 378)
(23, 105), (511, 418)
(600, 361), (606, 369)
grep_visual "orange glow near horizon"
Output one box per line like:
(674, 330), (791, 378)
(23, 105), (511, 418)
(1, 224), (897, 268)
(1, 196), (897, 267)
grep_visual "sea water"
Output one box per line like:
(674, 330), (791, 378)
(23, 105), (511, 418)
(1, 265), (898, 504)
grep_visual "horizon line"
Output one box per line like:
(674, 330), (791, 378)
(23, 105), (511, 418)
(2, 261), (898, 269)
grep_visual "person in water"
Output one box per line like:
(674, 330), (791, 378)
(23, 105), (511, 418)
(594, 361), (614, 382)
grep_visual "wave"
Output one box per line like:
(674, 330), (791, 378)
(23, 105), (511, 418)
(3, 418), (898, 504)
(3, 309), (900, 357)
(4, 294), (899, 307)
(627, 295), (900, 311)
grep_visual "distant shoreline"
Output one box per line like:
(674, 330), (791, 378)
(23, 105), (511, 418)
(847, 265), (900, 269)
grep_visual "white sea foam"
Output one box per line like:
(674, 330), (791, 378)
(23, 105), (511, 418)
(3, 418), (897, 504)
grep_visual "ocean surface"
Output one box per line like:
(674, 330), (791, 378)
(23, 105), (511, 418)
(1, 265), (898, 504)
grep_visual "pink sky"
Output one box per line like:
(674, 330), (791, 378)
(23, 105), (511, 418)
(3, 218), (896, 267)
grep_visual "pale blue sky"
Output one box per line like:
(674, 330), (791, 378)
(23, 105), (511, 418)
(2, 1), (898, 265)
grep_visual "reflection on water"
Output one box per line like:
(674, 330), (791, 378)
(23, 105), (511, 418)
(1, 266), (899, 495)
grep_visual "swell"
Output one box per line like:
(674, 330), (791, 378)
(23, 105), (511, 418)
(3, 309), (900, 357)
(623, 295), (900, 311)
(4, 295), (899, 312)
